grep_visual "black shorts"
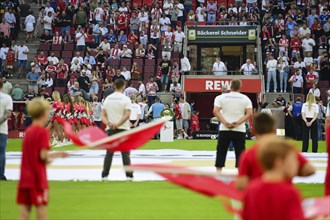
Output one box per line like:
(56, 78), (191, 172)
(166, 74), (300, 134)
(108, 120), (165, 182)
(215, 131), (246, 168)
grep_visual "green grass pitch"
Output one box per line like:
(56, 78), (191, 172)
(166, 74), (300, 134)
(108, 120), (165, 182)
(1, 139), (327, 219)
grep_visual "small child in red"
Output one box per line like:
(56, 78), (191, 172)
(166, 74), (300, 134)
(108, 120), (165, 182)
(17, 98), (68, 220)
(190, 111), (200, 136)
(242, 137), (304, 220)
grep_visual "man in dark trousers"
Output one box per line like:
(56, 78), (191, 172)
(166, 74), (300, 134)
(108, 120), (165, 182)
(213, 79), (253, 172)
(288, 97), (303, 140)
(101, 79), (133, 181)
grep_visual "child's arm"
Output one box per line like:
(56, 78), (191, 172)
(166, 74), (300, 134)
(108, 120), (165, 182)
(40, 149), (69, 163)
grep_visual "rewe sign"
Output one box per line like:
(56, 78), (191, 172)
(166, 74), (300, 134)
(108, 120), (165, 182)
(183, 77), (262, 93)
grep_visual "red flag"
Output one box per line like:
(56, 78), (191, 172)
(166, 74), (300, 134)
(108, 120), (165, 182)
(128, 164), (242, 200)
(63, 119), (166, 152)
(302, 196), (330, 219)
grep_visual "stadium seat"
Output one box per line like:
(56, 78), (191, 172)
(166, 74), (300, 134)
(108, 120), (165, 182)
(319, 81), (329, 88)
(131, 80), (139, 88)
(144, 65), (155, 73)
(143, 72), (155, 81)
(63, 43), (74, 51)
(38, 43), (50, 51)
(49, 72), (57, 80)
(54, 87), (66, 94)
(37, 50), (49, 56)
(53, 51), (61, 58)
(52, 44), (62, 51)
(70, 27), (75, 35)
(145, 59), (155, 66)
(109, 59), (120, 66)
(122, 66), (131, 71)
(121, 59), (132, 66)
(62, 51), (73, 58)
(133, 58), (143, 66)
(45, 87), (53, 95)
(63, 58), (71, 65)
(186, 21), (195, 26)
(71, 72), (80, 79)
(54, 27), (61, 34)
(127, 44), (135, 51)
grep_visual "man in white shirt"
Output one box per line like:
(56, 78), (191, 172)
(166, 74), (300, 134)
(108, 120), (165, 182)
(163, 0), (173, 16)
(159, 13), (171, 33)
(289, 69), (304, 94)
(0, 79), (13, 180)
(75, 26), (87, 51)
(71, 52), (84, 65)
(138, 80), (146, 97)
(124, 81), (138, 97)
(43, 11), (53, 35)
(174, 0), (184, 23)
(298, 23), (311, 39)
(44, 2), (55, 18)
(0, 43), (9, 74)
(213, 79), (252, 171)
(173, 27), (185, 52)
(120, 45), (133, 58)
(94, 7), (105, 23)
(302, 33), (316, 57)
(240, 59), (256, 75)
(129, 95), (141, 128)
(101, 79), (133, 181)
(47, 52), (59, 65)
(17, 42), (29, 77)
(121, 66), (131, 80)
(266, 54), (277, 92)
(98, 39), (111, 52)
(212, 57), (227, 76)
(180, 53), (191, 75)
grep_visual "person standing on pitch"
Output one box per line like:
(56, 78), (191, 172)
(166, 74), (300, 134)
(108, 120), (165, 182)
(101, 79), (133, 181)
(213, 79), (252, 172)
(0, 79), (13, 180)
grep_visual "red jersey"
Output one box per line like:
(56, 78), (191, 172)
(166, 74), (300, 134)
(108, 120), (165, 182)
(52, 101), (62, 113)
(36, 55), (48, 65)
(117, 14), (127, 30)
(242, 179), (304, 220)
(238, 144), (308, 181)
(18, 125), (50, 190)
(6, 52), (14, 65)
(56, 63), (69, 73)
(191, 115), (200, 131)
(45, 65), (56, 73)
(305, 73), (318, 89)
(128, 34), (138, 44)
(174, 105), (182, 119)
(290, 39), (301, 50)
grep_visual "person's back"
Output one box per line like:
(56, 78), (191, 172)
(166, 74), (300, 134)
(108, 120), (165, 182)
(151, 102), (165, 119)
(243, 179), (304, 220)
(0, 92), (12, 135)
(292, 101), (303, 117)
(12, 87), (24, 100)
(103, 92), (131, 130)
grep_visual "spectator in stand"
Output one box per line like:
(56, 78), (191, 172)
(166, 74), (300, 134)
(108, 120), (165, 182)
(240, 59), (256, 75)
(105, 29), (117, 45)
(289, 69), (304, 94)
(187, 10), (196, 22)
(180, 53), (191, 76)
(290, 34), (301, 58)
(162, 37), (172, 59)
(138, 80), (146, 97)
(163, 0), (173, 18)
(139, 21), (148, 47)
(98, 39), (111, 52)
(171, 61), (180, 83)
(196, 3), (206, 22)
(121, 45), (133, 58)
(71, 52), (84, 65)
(317, 100), (326, 140)
(40, 72), (53, 88)
(117, 30), (127, 45)
(278, 34), (289, 56)
(24, 11), (35, 43)
(121, 67), (131, 81)
(70, 82), (83, 96)
(70, 59), (81, 73)
(75, 25), (87, 51)
(160, 13), (171, 34)
(147, 96), (165, 120)
(212, 57), (227, 76)
(39, 30), (52, 43)
(112, 69), (126, 83)
(11, 84), (24, 101)
(127, 30), (138, 45)
(124, 81), (138, 98)
(6, 49), (14, 77)
(0, 20), (10, 39)
(75, 6), (87, 28)
(170, 81), (182, 99)
(206, 0), (217, 24)
(27, 67), (39, 94)
(24, 88), (36, 100)
(130, 13), (140, 34)
(84, 52), (96, 66)
(0, 43), (9, 74)
(302, 33), (316, 58)
(131, 62), (141, 80)
(305, 69), (318, 95)
(170, 5), (179, 28)
(150, 20), (160, 45)
(173, 27), (185, 53)
(307, 9), (318, 29)
(58, 11), (72, 37)
(272, 94), (286, 108)
(67, 76), (77, 92)
(78, 71), (90, 93)
(135, 44), (145, 58)
(1, 77), (12, 95)
(147, 44), (157, 59)
(109, 44), (121, 60)
(16, 42), (29, 78)
(89, 71), (100, 96)
(146, 76), (159, 106)
(298, 23), (311, 39)
(174, 0), (184, 24)
(266, 54), (277, 93)
(309, 83), (321, 100)
(277, 59), (289, 93)
(47, 52), (59, 66)
(52, 31), (62, 45)
(159, 56), (172, 91)
(4, 8), (16, 39)
(43, 11), (53, 36)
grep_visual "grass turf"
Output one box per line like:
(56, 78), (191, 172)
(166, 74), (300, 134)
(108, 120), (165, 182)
(0, 181), (325, 220)
(5, 139), (328, 153)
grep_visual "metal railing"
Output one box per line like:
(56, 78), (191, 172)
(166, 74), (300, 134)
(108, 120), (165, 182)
(188, 70), (262, 76)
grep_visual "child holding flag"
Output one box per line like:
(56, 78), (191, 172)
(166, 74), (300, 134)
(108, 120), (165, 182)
(17, 98), (68, 220)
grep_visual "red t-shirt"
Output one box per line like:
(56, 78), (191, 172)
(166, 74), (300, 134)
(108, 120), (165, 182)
(305, 73), (318, 89)
(18, 125), (51, 190)
(238, 144), (308, 181)
(117, 14), (127, 30)
(174, 105), (182, 119)
(242, 179), (304, 220)
(290, 39), (301, 50)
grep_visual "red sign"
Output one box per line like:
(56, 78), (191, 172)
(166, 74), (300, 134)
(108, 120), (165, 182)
(183, 78), (263, 93)
(8, 131), (25, 139)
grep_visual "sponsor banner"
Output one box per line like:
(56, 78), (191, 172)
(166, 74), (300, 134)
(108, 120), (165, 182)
(183, 77), (262, 93)
(8, 131), (25, 139)
(193, 131), (219, 140)
(187, 26), (257, 43)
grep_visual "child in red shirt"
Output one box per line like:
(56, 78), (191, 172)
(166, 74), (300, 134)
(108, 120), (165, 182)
(17, 98), (68, 220)
(190, 111), (200, 136)
(242, 137), (305, 220)
(236, 113), (315, 190)
(6, 49), (15, 77)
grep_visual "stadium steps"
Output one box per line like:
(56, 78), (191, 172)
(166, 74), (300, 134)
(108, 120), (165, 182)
(158, 92), (174, 105)
(9, 78), (29, 92)
(264, 93), (291, 104)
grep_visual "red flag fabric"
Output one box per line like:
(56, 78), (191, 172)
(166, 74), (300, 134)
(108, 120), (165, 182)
(302, 196), (330, 219)
(128, 164), (242, 200)
(63, 119), (166, 151)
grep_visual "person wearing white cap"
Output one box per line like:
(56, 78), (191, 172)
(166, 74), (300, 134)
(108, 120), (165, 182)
(120, 45), (133, 58)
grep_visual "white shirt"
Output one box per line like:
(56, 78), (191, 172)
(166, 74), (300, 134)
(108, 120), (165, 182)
(75, 32), (86, 46)
(0, 92), (13, 134)
(302, 103), (319, 118)
(43, 15), (52, 30)
(289, 74), (304, 88)
(304, 57), (314, 66)
(45, 6), (55, 17)
(261, 108), (272, 115)
(180, 57), (191, 72)
(213, 61), (227, 75)
(159, 17), (171, 31)
(48, 56), (59, 65)
(214, 92), (252, 132)
(130, 103), (142, 121)
(266, 59), (277, 71)
(124, 87), (138, 97)
(174, 31), (185, 43)
(71, 56), (84, 65)
(0, 47), (9, 60)
(99, 42), (111, 51)
(102, 92), (131, 130)
(17, 45), (29, 60)
(94, 7), (104, 21)
(139, 84), (146, 96)
(121, 71), (131, 80)
(309, 88), (320, 98)
(302, 38), (315, 52)
(293, 61), (306, 69)
(176, 3), (184, 17)
(241, 63), (255, 75)
(163, 2), (173, 15)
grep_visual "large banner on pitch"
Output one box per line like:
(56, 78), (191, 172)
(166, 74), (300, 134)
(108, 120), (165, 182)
(183, 77), (263, 93)
(187, 26), (257, 43)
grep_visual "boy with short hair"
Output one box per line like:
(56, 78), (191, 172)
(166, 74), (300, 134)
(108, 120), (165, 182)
(236, 113), (315, 190)
(242, 138), (304, 220)
(17, 98), (68, 220)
